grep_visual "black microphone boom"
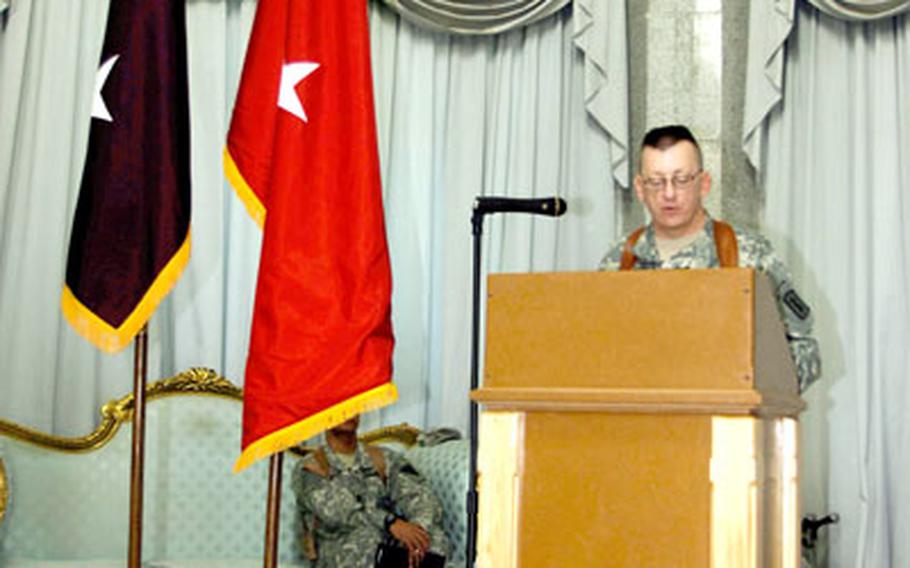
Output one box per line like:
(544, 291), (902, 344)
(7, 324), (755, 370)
(473, 196), (567, 217)
(464, 192), (567, 566)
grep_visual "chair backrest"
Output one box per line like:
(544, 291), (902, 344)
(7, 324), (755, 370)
(404, 440), (469, 563)
(0, 369), (467, 566)
(0, 369), (301, 563)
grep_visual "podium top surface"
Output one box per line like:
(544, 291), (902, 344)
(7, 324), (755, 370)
(482, 268), (800, 414)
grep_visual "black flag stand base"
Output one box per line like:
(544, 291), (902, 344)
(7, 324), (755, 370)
(263, 453), (284, 568)
(128, 325), (149, 568)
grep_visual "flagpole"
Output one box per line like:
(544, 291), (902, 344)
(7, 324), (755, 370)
(263, 453), (283, 568)
(128, 324), (149, 568)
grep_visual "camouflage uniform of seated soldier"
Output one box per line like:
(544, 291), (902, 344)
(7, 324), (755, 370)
(292, 415), (450, 568)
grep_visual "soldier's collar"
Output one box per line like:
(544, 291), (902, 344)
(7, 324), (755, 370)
(325, 442), (370, 472)
(638, 215), (715, 264)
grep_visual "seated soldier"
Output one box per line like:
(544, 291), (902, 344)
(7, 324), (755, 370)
(292, 414), (449, 568)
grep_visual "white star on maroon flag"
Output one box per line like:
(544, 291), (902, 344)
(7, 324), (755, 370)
(92, 54), (119, 122)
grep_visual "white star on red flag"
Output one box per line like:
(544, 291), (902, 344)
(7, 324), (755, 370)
(278, 61), (320, 122)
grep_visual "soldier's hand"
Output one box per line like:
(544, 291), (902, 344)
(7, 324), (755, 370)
(407, 545), (425, 568)
(389, 519), (430, 564)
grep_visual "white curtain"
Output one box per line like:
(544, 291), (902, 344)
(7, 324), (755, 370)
(0, 1), (623, 439)
(0, 0), (266, 437)
(746, 2), (910, 565)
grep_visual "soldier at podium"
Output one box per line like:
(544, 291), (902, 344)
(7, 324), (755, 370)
(600, 124), (820, 392)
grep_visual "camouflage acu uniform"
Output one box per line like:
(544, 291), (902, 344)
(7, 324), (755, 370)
(292, 443), (450, 568)
(600, 217), (821, 392)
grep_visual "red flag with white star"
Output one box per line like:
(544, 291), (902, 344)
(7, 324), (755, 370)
(225, 0), (396, 471)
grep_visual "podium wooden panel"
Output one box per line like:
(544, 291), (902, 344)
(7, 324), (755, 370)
(472, 269), (802, 567)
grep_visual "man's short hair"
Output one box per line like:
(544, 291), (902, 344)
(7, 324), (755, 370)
(640, 125), (702, 169)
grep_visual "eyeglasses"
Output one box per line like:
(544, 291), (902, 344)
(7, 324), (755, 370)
(640, 170), (702, 194)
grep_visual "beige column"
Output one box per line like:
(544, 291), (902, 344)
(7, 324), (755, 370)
(624, 0), (759, 232)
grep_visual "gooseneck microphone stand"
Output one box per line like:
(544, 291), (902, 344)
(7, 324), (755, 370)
(465, 195), (567, 567)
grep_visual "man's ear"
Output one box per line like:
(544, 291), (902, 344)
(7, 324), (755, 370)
(633, 174), (645, 202)
(698, 171), (712, 199)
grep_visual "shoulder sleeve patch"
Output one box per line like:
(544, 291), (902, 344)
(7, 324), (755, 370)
(399, 462), (419, 476)
(783, 289), (811, 320)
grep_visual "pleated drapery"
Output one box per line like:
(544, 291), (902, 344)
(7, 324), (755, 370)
(380, 0), (571, 35)
(0, 1), (625, 438)
(807, 0), (910, 20)
(745, 3), (910, 565)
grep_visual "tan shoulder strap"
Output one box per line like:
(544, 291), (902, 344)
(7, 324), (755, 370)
(302, 448), (331, 478)
(301, 522), (318, 561)
(619, 226), (647, 270)
(364, 446), (387, 483)
(712, 220), (739, 268)
(621, 222), (738, 269)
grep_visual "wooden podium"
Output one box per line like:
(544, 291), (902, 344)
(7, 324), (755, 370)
(471, 268), (803, 567)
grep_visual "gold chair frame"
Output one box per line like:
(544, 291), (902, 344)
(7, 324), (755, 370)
(0, 367), (419, 528)
(0, 368), (241, 453)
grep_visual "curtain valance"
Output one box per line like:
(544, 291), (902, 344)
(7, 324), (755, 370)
(376, 0), (627, 186)
(743, 0), (909, 171)
(380, 0), (570, 35)
(807, 0), (910, 20)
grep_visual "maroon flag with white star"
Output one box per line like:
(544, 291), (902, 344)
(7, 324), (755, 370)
(62, 0), (191, 353)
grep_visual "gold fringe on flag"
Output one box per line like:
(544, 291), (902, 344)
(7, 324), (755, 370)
(233, 382), (399, 472)
(61, 232), (191, 353)
(223, 148), (266, 229)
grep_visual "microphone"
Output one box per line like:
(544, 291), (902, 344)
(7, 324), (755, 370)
(473, 196), (567, 217)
